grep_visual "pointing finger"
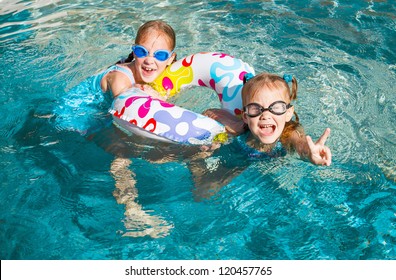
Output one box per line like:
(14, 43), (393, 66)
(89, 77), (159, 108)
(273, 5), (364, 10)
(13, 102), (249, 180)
(317, 128), (331, 145)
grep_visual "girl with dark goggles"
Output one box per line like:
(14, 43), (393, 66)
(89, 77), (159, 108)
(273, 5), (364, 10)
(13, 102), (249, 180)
(132, 45), (173, 61)
(243, 101), (292, 117)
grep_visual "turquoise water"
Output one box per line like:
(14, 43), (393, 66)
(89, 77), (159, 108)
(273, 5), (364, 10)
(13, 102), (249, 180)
(1, 0), (395, 260)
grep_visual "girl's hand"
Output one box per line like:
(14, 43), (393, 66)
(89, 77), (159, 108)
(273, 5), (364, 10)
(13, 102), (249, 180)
(134, 84), (167, 101)
(306, 128), (332, 166)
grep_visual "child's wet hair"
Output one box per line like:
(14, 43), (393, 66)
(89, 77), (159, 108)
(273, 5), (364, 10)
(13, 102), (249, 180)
(135, 20), (176, 50)
(116, 20), (176, 64)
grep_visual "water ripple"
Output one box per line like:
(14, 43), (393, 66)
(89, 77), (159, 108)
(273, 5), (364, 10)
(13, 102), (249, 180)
(1, 0), (395, 260)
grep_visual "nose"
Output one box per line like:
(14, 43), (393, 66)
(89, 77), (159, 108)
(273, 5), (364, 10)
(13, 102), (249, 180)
(259, 110), (272, 119)
(143, 54), (156, 63)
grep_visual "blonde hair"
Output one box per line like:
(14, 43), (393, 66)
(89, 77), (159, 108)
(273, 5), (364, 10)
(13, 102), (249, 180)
(135, 20), (176, 50)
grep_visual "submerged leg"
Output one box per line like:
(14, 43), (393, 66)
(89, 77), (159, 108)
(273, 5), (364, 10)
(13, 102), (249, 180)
(110, 157), (173, 238)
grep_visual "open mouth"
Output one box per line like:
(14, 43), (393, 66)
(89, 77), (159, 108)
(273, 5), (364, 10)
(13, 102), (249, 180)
(143, 66), (155, 71)
(142, 66), (156, 76)
(259, 124), (276, 136)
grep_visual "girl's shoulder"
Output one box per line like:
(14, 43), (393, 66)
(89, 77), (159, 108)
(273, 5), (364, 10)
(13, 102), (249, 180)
(107, 64), (135, 82)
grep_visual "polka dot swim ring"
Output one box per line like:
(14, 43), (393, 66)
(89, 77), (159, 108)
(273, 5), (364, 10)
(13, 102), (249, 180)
(109, 52), (255, 145)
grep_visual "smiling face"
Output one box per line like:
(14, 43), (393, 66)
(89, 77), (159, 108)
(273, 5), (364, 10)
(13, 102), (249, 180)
(131, 31), (175, 84)
(242, 74), (294, 145)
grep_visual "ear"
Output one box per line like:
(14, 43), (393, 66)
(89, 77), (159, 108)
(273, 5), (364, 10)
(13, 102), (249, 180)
(167, 52), (176, 66)
(242, 112), (249, 124)
(285, 106), (294, 122)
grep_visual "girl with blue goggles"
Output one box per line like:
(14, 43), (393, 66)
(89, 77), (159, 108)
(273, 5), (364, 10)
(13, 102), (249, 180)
(132, 45), (174, 61)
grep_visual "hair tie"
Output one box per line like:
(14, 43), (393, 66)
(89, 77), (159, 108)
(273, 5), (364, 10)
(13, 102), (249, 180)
(283, 74), (293, 83)
(243, 73), (254, 84)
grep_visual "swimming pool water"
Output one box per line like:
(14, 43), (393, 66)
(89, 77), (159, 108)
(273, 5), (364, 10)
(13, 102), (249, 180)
(1, 0), (395, 260)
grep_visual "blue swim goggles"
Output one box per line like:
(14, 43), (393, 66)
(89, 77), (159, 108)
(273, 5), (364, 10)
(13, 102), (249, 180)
(132, 45), (173, 61)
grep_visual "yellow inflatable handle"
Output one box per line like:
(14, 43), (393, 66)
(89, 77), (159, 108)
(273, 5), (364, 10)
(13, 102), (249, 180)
(150, 52), (255, 116)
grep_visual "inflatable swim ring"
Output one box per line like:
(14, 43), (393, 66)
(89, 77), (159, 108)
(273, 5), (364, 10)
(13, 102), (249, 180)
(109, 88), (227, 145)
(109, 52), (255, 145)
(151, 52), (255, 116)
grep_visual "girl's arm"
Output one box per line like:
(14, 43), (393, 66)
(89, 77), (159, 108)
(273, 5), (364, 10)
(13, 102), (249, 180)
(202, 108), (246, 135)
(101, 71), (133, 98)
(287, 127), (332, 166)
(204, 109), (332, 166)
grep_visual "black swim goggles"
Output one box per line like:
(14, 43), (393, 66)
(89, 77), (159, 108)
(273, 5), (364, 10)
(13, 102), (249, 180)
(132, 45), (173, 61)
(243, 101), (292, 117)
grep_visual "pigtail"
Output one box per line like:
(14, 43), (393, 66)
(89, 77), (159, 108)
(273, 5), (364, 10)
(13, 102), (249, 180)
(290, 76), (298, 101)
(283, 74), (297, 101)
(283, 74), (299, 123)
(123, 51), (135, 63)
(290, 76), (299, 122)
(114, 51), (134, 64)
(282, 74), (303, 148)
(281, 119), (305, 151)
